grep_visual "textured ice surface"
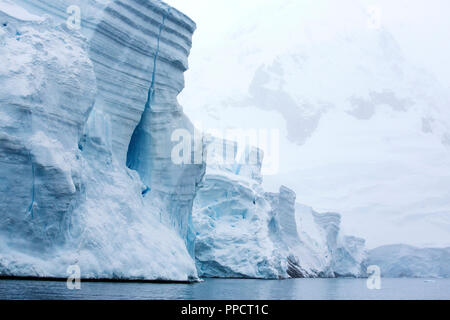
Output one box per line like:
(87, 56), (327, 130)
(193, 138), (366, 278)
(193, 140), (285, 278)
(368, 245), (450, 278)
(1, 0), (377, 280)
(0, 0), (201, 281)
(294, 204), (367, 277)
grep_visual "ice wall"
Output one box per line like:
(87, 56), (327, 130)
(295, 204), (367, 277)
(1, 0), (368, 281)
(192, 137), (366, 278)
(265, 186), (306, 277)
(0, 4), (96, 253)
(192, 138), (286, 278)
(16, 0), (205, 246)
(0, 0), (203, 281)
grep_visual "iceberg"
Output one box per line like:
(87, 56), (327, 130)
(294, 204), (367, 277)
(192, 139), (285, 278)
(0, 0), (369, 281)
(193, 137), (366, 278)
(0, 0), (203, 281)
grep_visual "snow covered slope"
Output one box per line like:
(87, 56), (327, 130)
(0, 0), (202, 281)
(367, 245), (450, 278)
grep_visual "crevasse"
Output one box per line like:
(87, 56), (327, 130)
(26, 152), (35, 218)
(126, 6), (172, 188)
(0, 0), (367, 281)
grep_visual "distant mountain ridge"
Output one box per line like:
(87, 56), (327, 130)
(368, 244), (450, 278)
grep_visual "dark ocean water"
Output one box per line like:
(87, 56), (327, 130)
(0, 278), (448, 300)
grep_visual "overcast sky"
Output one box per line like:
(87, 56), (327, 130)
(166, 0), (450, 88)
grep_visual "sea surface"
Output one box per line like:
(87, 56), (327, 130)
(0, 278), (449, 300)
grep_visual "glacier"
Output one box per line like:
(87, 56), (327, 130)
(192, 137), (366, 279)
(0, 0), (376, 281)
(368, 245), (450, 278)
(0, 0), (202, 281)
(174, 0), (450, 250)
(193, 139), (285, 278)
(294, 204), (367, 278)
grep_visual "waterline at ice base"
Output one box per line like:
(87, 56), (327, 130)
(0, 0), (449, 289)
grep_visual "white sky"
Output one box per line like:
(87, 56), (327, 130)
(166, 0), (450, 88)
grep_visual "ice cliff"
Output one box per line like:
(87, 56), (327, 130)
(295, 204), (367, 277)
(192, 138), (366, 279)
(0, 0), (367, 281)
(193, 139), (285, 278)
(0, 0), (202, 281)
(368, 245), (450, 278)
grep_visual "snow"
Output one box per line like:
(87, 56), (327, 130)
(170, 0), (450, 249)
(368, 245), (450, 278)
(193, 137), (366, 278)
(1, 0), (446, 281)
(295, 204), (367, 277)
(0, 0), (199, 281)
(193, 167), (285, 278)
(0, 0), (43, 22)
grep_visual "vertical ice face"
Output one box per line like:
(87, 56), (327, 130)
(193, 138), (286, 278)
(203, 137), (264, 182)
(28, 0), (204, 249)
(15, 1), (204, 232)
(0, 6), (96, 252)
(333, 235), (367, 277)
(295, 204), (367, 277)
(126, 6), (172, 184)
(0, 0), (202, 280)
(265, 186), (307, 277)
(1, 0), (368, 280)
(87, 0), (195, 163)
(193, 174), (286, 278)
(266, 186), (298, 249)
(90, 1), (206, 248)
(193, 134), (367, 279)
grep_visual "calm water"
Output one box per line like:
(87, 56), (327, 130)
(0, 278), (449, 300)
